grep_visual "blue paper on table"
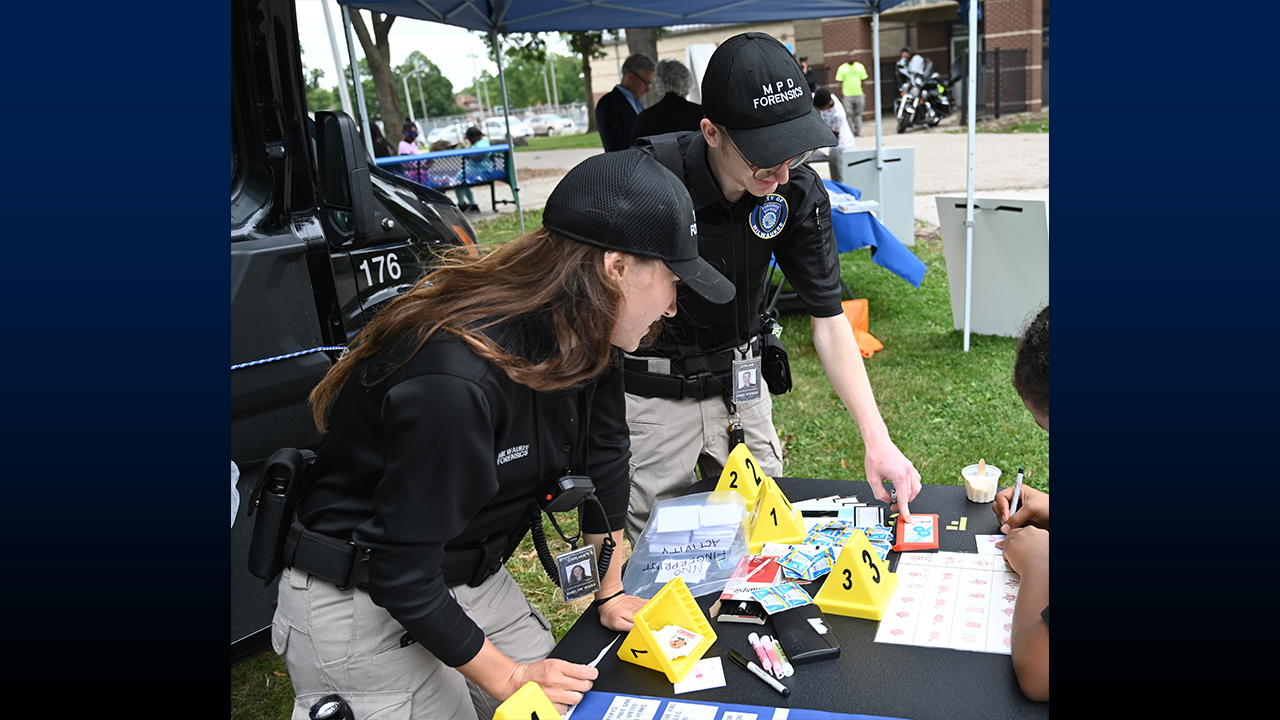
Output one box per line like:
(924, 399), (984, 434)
(821, 179), (927, 289)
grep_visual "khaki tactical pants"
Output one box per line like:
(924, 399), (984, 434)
(273, 565), (555, 720)
(624, 380), (784, 543)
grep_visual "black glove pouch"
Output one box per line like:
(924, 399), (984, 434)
(247, 448), (316, 584)
(760, 331), (792, 395)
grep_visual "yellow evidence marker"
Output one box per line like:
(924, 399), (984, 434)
(813, 528), (899, 621)
(715, 443), (769, 504)
(746, 476), (806, 553)
(618, 576), (718, 683)
(492, 681), (562, 720)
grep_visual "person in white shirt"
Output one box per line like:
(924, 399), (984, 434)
(813, 88), (856, 184)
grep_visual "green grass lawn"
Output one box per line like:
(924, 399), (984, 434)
(231, 213), (1047, 716)
(947, 110), (1048, 134)
(516, 132), (603, 152)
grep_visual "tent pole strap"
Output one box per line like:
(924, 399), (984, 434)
(963, 0), (978, 352)
(490, 29), (525, 235)
(342, 5), (375, 158)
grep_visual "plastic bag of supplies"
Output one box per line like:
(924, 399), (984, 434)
(622, 492), (751, 599)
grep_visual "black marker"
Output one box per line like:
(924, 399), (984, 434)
(726, 649), (790, 698)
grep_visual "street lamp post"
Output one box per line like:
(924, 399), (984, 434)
(402, 68), (429, 127)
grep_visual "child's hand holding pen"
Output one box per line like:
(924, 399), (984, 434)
(993, 484), (1050, 535)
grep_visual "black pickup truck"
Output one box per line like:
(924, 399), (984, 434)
(230, 0), (477, 664)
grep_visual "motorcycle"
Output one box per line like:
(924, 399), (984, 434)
(894, 55), (957, 133)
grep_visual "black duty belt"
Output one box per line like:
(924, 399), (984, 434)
(284, 521), (512, 590)
(624, 338), (760, 400)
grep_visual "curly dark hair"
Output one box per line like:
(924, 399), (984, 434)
(1013, 305), (1049, 417)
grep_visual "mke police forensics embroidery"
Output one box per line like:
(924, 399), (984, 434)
(749, 194), (788, 239)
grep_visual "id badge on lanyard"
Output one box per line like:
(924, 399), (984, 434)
(732, 357), (762, 404)
(556, 544), (601, 602)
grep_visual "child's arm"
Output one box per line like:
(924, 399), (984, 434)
(994, 485), (1049, 532)
(1002, 526), (1049, 701)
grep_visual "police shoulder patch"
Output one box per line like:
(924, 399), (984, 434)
(749, 193), (788, 239)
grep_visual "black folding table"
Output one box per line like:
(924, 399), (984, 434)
(549, 477), (1049, 720)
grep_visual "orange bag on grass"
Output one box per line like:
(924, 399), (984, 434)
(813, 299), (884, 358)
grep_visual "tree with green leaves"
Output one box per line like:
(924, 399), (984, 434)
(480, 31), (609, 131)
(565, 32), (609, 131)
(397, 51), (463, 120)
(301, 46), (337, 114)
(348, 10), (405, 141)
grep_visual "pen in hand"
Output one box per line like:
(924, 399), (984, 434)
(727, 649), (790, 697)
(1009, 467), (1024, 523)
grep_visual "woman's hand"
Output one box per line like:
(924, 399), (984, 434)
(596, 593), (647, 632)
(508, 658), (598, 713)
(993, 485), (1049, 533)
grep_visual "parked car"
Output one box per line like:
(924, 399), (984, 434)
(426, 123), (467, 148)
(525, 114), (578, 136)
(482, 116), (534, 142)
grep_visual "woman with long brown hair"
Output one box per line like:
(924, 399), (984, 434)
(270, 149), (733, 720)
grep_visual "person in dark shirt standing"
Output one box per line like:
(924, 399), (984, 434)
(625, 32), (921, 542)
(799, 56), (816, 92)
(272, 150), (734, 720)
(596, 53), (655, 151)
(631, 59), (704, 143)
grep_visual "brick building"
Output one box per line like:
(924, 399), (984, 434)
(587, 1), (1047, 126)
(800, 0), (1047, 127)
(591, 22), (797, 108)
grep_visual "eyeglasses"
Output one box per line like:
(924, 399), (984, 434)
(722, 131), (815, 180)
(633, 72), (652, 90)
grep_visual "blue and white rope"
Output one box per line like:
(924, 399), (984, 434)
(231, 346), (346, 371)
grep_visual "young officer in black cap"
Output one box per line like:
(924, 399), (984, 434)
(272, 149), (733, 720)
(627, 32), (922, 542)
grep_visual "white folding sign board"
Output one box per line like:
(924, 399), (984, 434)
(936, 195), (1049, 338)
(840, 147), (915, 247)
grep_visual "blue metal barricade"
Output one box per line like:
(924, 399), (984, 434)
(375, 145), (515, 211)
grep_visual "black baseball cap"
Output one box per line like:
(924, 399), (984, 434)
(543, 149), (735, 305)
(702, 32), (836, 169)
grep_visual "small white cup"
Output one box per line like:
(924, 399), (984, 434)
(962, 464), (1002, 503)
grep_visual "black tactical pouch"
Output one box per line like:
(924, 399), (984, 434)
(246, 448), (317, 584)
(759, 317), (792, 395)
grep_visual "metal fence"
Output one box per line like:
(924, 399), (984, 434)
(968, 48), (1028, 120)
(412, 102), (591, 135)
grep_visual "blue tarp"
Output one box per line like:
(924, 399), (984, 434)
(340, 1), (909, 33)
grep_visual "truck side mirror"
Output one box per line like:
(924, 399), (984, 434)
(315, 111), (375, 243)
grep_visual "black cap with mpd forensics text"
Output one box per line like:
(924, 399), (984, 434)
(702, 32), (837, 169)
(543, 149), (736, 305)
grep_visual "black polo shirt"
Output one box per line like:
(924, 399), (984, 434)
(298, 319), (630, 667)
(635, 131), (844, 360)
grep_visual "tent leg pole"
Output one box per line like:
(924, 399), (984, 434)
(491, 30), (525, 235)
(872, 10), (883, 218)
(342, 5), (374, 158)
(963, 0), (978, 351)
(322, 0), (353, 117)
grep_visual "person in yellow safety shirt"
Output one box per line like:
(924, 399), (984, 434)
(834, 50), (868, 136)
